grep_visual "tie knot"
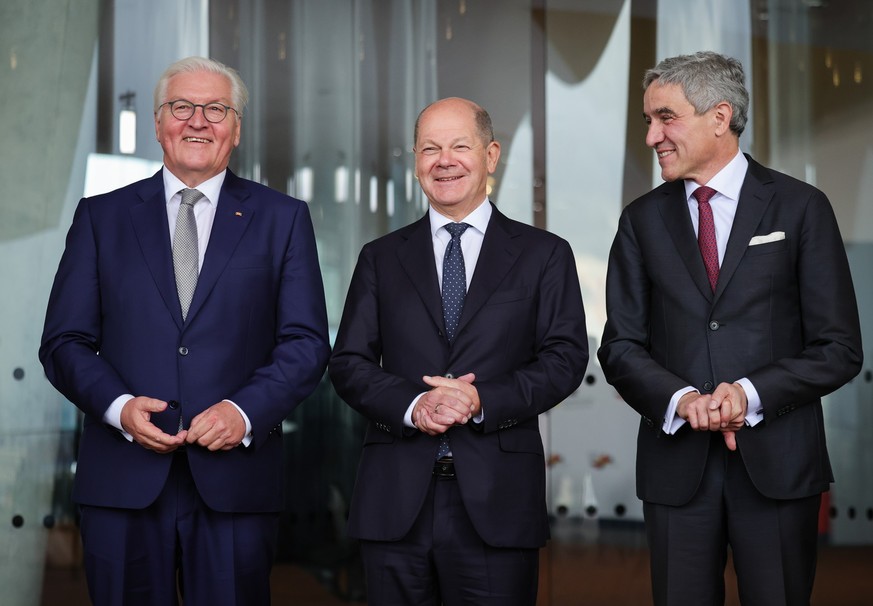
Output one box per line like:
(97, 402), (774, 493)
(180, 188), (205, 208)
(693, 186), (717, 205)
(444, 222), (470, 240)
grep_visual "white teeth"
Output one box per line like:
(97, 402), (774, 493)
(657, 150), (672, 158)
(184, 137), (210, 143)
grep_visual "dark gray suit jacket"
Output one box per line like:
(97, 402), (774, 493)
(330, 205), (589, 548)
(598, 156), (863, 506)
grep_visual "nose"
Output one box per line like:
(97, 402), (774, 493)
(645, 121), (663, 148)
(436, 148), (457, 166)
(187, 106), (208, 127)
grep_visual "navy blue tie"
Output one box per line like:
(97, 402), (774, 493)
(437, 222), (469, 460)
(442, 222), (470, 344)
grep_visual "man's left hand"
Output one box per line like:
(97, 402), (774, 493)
(412, 373), (481, 434)
(712, 382), (748, 451)
(186, 400), (247, 451)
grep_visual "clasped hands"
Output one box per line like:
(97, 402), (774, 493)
(120, 397), (246, 454)
(413, 373), (480, 436)
(677, 382), (747, 451)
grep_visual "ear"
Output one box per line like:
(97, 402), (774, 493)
(713, 101), (733, 137)
(485, 140), (501, 174)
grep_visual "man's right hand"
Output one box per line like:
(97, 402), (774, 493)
(677, 385), (745, 451)
(413, 373), (477, 436)
(120, 396), (187, 453)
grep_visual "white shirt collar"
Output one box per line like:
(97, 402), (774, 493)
(684, 149), (748, 202)
(162, 167), (227, 206)
(428, 198), (492, 238)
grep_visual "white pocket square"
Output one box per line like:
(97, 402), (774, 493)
(749, 231), (785, 246)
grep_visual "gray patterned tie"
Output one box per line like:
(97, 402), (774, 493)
(437, 222), (470, 460)
(173, 188), (203, 321)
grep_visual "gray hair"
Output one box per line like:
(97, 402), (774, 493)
(153, 56), (249, 116)
(643, 51), (749, 136)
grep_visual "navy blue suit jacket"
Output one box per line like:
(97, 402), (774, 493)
(40, 169), (330, 513)
(329, 205), (589, 548)
(598, 156), (863, 506)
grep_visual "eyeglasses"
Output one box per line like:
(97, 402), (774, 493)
(158, 99), (240, 123)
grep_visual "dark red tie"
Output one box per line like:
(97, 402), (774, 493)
(694, 186), (719, 292)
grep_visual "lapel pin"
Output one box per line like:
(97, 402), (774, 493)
(235, 211), (243, 217)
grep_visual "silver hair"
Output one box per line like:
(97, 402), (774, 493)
(153, 56), (249, 116)
(643, 51), (749, 136)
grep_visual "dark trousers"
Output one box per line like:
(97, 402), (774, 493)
(644, 433), (821, 606)
(361, 474), (539, 606)
(79, 451), (279, 606)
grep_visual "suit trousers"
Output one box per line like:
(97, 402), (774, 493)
(360, 474), (539, 606)
(644, 432), (821, 606)
(78, 450), (279, 606)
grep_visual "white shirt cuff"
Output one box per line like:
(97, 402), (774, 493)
(104, 394), (135, 442)
(663, 386), (698, 435)
(405, 393), (426, 428)
(736, 378), (763, 427)
(225, 399), (253, 447)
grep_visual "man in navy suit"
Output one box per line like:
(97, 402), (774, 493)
(598, 52), (863, 605)
(40, 57), (330, 605)
(329, 97), (588, 604)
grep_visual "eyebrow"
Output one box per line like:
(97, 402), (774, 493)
(643, 106), (678, 123)
(419, 136), (475, 146)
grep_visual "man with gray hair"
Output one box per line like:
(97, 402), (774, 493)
(41, 56), (330, 604)
(599, 51), (862, 605)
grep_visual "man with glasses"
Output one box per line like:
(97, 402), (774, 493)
(40, 56), (330, 605)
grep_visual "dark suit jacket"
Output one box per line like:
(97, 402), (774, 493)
(329, 205), (588, 548)
(40, 169), (330, 513)
(598, 156), (863, 506)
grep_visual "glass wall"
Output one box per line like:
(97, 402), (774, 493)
(1, 0), (871, 603)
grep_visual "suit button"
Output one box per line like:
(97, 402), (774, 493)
(444, 373), (455, 379)
(178, 346), (189, 355)
(167, 400), (179, 410)
(703, 381), (714, 391)
(709, 321), (720, 331)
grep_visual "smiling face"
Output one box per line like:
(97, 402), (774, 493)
(154, 70), (241, 187)
(414, 98), (500, 220)
(643, 81), (736, 184)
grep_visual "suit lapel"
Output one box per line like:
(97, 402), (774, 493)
(397, 215), (445, 334)
(130, 172), (184, 330)
(396, 206), (523, 343)
(455, 207), (522, 338)
(658, 184), (714, 300)
(185, 170), (253, 323)
(715, 158), (774, 299)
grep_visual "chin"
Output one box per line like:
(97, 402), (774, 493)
(659, 168), (681, 182)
